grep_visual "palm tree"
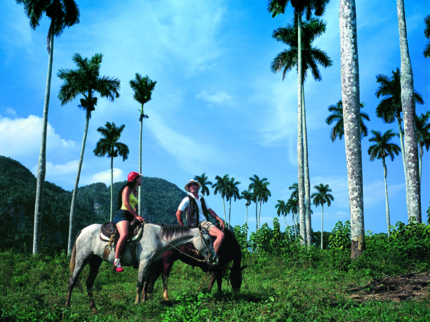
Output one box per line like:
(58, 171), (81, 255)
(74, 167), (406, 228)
(93, 122), (129, 221)
(339, 0), (365, 258)
(425, 15), (430, 58)
(268, 0), (329, 247)
(289, 182), (298, 200)
(415, 112), (430, 184)
(225, 177), (241, 230)
(367, 130), (401, 237)
(58, 53), (121, 255)
(311, 184), (334, 249)
(375, 68), (424, 217)
(275, 199), (288, 228)
(326, 101), (370, 142)
(194, 173), (213, 197)
(271, 18), (332, 247)
(396, 0), (421, 223)
(241, 190), (253, 224)
(17, 0), (80, 255)
(212, 175), (229, 226)
(249, 175), (270, 230)
(286, 198), (298, 240)
(130, 74), (156, 218)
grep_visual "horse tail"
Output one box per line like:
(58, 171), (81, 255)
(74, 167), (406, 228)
(69, 230), (84, 293)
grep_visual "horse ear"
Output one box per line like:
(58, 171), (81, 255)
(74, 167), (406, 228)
(240, 265), (248, 271)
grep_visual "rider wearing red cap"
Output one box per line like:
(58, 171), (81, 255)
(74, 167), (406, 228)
(113, 171), (145, 272)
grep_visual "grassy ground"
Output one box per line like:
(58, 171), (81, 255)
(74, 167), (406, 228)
(1, 248), (430, 321)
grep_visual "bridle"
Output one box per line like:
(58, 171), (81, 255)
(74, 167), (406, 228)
(148, 224), (216, 264)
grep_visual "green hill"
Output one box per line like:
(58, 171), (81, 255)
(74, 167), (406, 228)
(0, 156), (187, 252)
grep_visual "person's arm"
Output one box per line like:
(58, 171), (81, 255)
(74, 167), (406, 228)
(176, 197), (189, 225)
(122, 187), (144, 222)
(176, 210), (185, 225)
(208, 208), (225, 230)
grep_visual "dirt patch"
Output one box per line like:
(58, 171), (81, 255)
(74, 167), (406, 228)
(346, 272), (430, 302)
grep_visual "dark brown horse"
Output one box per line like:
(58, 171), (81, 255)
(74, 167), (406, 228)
(147, 227), (247, 300)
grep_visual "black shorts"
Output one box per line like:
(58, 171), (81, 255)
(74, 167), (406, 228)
(113, 209), (134, 225)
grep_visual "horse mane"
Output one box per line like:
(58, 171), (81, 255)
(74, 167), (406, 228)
(159, 224), (192, 241)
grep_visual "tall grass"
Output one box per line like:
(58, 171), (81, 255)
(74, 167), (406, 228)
(2, 219), (430, 321)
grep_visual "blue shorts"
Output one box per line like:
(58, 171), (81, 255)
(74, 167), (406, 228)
(113, 209), (134, 225)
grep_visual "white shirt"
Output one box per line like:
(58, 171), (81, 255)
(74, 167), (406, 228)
(178, 193), (211, 223)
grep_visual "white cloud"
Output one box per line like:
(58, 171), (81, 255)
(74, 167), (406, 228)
(196, 90), (233, 105)
(80, 168), (124, 187)
(5, 108), (16, 116)
(0, 115), (77, 158)
(364, 180), (405, 208)
(147, 117), (222, 174)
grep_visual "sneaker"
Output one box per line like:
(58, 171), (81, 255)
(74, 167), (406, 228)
(114, 259), (124, 273)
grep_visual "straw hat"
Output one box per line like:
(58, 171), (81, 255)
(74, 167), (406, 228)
(184, 179), (201, 192)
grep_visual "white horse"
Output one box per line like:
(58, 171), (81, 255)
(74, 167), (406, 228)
(65, 223), (218, 312)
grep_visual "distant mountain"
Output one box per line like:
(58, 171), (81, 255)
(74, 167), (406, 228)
(0, 155), (187, 252)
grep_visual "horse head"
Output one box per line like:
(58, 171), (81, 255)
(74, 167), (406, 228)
(230, 265), (247, 290)
(194, 227), (218, 266)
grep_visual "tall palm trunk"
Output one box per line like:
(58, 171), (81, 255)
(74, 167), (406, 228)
(33, 31), (54, 255)
(228, 198), (232, 230)
(320, 204), (324, 249)
(110, 156), (113, 221)
(138, 104), (143, 220)
(222, 197), (227, 228)
(258, 200), (263, 229)
(255, 201), (258, 231)
(297, 14), (306, 246)
(68, 113), (90, 255)
(339, 0), (365, 259)
(302, 85), (311, 248)
(382, 158), (391, 237)
(396, 0), (421, 222)
(419, 145), (423, 185)
(245, 205), (248, 225)
(396, 118), (411, 216)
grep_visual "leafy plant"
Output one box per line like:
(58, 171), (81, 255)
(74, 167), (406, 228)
(329, 220), (351, 250)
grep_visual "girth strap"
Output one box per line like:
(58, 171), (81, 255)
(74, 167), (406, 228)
(103, 228), (117, 260)
(129, 242), (139, 269)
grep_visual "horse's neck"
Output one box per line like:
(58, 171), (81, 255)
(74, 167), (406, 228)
(147, 224), (198, 247)
(167, 228), (198, 247)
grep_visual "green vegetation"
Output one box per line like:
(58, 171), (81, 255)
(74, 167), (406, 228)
(2, 217), (430, 321)
(0, 156), (185, 252)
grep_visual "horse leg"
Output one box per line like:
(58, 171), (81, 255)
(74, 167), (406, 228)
(86, 255), (102, 313)
(135, 259), (149, 304)
(216, 273), (222, 292)
(65, 252), (92, 308)
(162, 273), (169, 301)
(146, 260), (162, 297)
(208, 271), (218, 292)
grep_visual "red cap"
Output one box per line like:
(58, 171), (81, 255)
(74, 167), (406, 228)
(127, 172), (143, 182)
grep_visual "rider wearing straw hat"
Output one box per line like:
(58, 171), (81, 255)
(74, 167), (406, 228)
(176, 179), (225, 255)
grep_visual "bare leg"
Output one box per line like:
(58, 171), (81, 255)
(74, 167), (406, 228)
(115, 220), (129, 259)
(86, 256), (102, 313)
(209, 227), (224, 255)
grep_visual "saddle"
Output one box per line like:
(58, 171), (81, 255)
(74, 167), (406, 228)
(100, 221), (144, 269)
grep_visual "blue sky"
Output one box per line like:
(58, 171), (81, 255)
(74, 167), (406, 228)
(0, 0), (429, 235)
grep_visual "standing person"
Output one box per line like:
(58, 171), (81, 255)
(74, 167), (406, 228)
(113, 171), (145, 272)
(176, 179), (225, 255)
